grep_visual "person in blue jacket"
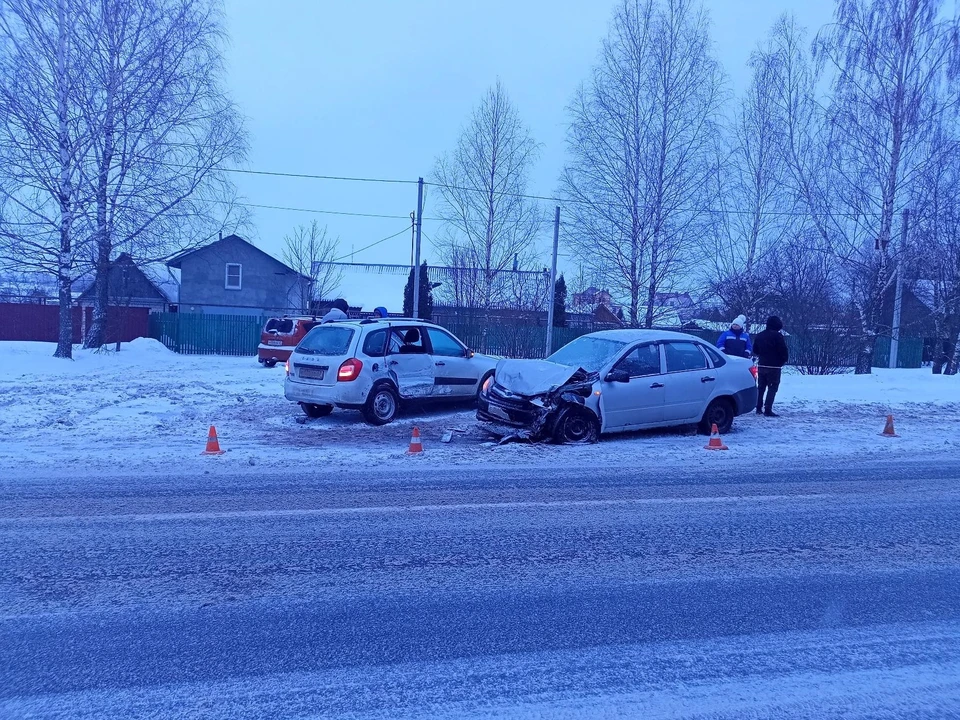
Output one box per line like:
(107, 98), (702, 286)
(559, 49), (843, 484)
(716, 314), (753, 358)
(372, 306), (389, 319)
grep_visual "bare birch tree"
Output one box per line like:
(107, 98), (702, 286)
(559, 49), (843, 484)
(709, 40), (795, 318)
(773, 2), (960, 373)
(0, 0), (90, 358)
(561, 0), (724, 327)
(433, 81), (544, 310)
(79, 0), (246, 349)
(282, 221), (342, 312)
(913, 122), (960, 373)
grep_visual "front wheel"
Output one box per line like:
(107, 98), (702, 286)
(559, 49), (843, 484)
(362, 385), (399, 425)
(699, 398), (734, 435)
(302, 403), (333, 419)
(552, 407), (600, 444)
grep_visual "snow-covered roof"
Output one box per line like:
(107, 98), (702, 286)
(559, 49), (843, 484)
(141, 263), (179, 303)
(325, 267), (408, 313)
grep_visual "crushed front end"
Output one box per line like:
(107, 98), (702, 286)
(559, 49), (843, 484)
(477, 363), (599, 443)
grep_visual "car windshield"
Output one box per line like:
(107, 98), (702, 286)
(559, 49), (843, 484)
(297, 326), (354, 355)
(547, 336), (628, 371)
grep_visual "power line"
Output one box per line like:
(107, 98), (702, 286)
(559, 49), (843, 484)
(331, 226), (412, 263)
(240, 201), (449, 222)
(241, 202), (411, 220)
(219, 167), (417, 185)
(174, 162), (930, 221)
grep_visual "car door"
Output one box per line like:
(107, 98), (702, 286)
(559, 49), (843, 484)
(386, 326), (435, 399)
(424, 327), (479, 399)
(599, 342), (665, 432)
(662, 341), (715, 422)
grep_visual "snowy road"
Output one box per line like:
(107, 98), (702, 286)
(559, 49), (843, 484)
(2, 460), (960, 718)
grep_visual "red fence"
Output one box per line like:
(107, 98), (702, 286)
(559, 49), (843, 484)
(0, 304), (150, 344)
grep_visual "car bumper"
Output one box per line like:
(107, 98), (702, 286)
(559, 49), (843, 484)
(734, 385), (759, 415)
(258, 344), (296, 362)
(284, 378), (370, 407)
(477, 391), (540, 427)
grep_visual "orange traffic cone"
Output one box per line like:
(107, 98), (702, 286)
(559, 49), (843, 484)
(879, 414), (900, 438)
(408, 426), (423, 454)
(704, 423), (729, 451)
(201, 425), (225, 455)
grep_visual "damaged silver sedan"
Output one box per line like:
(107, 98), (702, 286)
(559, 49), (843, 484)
(477, 330), (759, 444)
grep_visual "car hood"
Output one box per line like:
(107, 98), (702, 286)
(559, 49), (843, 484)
(493, 359), (588, 397)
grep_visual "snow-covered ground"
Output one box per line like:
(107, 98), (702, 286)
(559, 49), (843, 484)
(1, 339), (959, 475)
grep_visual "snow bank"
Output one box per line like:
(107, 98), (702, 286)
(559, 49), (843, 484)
(0, 339), (174, 378)
(780, 368), (960, 410)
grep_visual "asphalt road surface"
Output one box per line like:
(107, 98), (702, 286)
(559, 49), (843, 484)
(2, 459), (960, 719)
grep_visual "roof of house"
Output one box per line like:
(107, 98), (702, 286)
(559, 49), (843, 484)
(76, 253), (176, 303)
(166, 234), (309, 280)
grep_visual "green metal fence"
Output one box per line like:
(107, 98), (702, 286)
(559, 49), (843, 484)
(872, 335), (924, 369)
(147, 311), (927, 368)
(148, 312), (263, 356)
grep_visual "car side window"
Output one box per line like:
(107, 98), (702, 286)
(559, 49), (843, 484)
(388, 327), (427, 355)
(702, 344), (727, 368)
(426, 328), (466, 358)
(615, 343), (661, 377)
(664, 342), (708, 372)
(362, 329), (387, 357)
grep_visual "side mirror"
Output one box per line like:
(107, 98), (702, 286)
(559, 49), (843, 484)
(605, 368), (630, 383)
(467, 349), (475, 358)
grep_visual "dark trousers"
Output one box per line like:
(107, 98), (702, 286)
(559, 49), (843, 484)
(757, 367), (782, 413)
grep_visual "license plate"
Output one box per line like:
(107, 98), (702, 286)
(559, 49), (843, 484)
(298, 366), (325, 380)
(488, 405), (511, 421)
(267, 340), (282, 346)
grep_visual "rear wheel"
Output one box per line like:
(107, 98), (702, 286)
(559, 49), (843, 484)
(263, 359), (277, 368)
(552, 407), (599, 445)
(362, 384), (399, 425)
(301, 403), (333, 419)
(699, 398), (734, 435)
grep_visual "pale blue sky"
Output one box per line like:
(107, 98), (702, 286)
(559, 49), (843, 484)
(223, 0), (837, 275)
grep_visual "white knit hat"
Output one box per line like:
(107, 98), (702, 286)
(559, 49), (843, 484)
(731, 314), (746, 329)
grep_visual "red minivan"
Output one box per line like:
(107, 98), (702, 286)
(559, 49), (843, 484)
(257, 316), (319, 367)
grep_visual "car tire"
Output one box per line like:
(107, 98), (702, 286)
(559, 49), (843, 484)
(263, 359), (277, 368)
(699, 397), (734, 435)
(552, 407), (600, 445)
(301, 403), (333, 419)
(362, 384), (399, 426)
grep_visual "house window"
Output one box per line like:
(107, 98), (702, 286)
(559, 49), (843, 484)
(225, 263), (242, 290)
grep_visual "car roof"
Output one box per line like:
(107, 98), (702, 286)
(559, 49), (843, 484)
(582, 328), (703, 343)
(318, 318), (444, 330)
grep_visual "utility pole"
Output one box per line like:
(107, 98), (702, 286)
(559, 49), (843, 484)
(545, 205), (560, 357)
(412, 178), (424, 318)
(889, 208), (909, 369)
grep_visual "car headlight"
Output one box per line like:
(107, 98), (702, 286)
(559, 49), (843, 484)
(482, 375), (493, 393)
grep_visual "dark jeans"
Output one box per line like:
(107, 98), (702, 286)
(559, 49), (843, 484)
(757, 367), (782, 413)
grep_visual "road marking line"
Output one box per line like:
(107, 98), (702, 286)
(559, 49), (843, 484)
(0, 493), (832, 524)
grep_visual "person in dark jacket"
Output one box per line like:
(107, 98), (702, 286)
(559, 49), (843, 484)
(716, 314), (753, 358)
(320, 298), (349, 323)
(752, 315), (789, 417)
